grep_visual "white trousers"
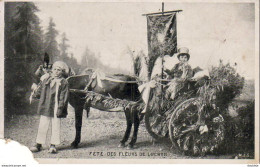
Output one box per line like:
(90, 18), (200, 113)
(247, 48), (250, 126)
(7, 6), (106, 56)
(36, 79), (61, 145)
(36, 115), (61, 145)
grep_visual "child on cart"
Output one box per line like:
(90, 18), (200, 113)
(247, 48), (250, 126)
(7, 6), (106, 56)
(139, 47), (193, 114)
(165, 47), (193, 100)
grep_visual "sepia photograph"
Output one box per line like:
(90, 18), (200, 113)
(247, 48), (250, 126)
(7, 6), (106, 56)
(0, 0), (259, 164)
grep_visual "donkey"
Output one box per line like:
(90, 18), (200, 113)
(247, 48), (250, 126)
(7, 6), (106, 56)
(67, 69), (143, 149)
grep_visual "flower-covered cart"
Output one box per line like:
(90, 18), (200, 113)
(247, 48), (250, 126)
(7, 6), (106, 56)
(144, 62), (244, 156)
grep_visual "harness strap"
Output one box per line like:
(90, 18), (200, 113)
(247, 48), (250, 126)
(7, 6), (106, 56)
(84, 73), (95, 91)
(102, 76), (139, 83)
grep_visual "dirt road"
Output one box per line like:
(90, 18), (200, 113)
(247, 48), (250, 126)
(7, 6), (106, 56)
(5, 104), (238, 160)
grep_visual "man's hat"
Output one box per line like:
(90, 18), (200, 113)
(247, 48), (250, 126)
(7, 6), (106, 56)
(177, 47), (190, 60)
(44, 52), (50, 64)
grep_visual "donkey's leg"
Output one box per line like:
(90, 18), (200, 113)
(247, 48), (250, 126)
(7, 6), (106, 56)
(85, 106), (90, 118)
(118, 111), (132, 148)
(71, 105), (84, 148)
(128, 110), (140, 149)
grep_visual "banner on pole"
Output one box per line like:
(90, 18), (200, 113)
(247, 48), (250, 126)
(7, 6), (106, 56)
(147, 13), (177, 77)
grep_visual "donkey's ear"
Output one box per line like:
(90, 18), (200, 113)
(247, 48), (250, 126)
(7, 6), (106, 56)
(44, 52), (50, 64)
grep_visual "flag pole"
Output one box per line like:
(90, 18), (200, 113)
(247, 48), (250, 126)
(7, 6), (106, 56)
(161, 2), (164, 80)
(142, 10), (182, 16)
(162, 2), (164, 15)
(161, 2), (164, 99)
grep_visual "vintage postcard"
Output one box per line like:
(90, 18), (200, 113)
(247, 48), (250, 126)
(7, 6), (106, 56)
(0, 0), (259, 165)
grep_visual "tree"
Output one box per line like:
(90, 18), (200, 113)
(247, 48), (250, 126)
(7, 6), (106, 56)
(4, 2), (44, 115)
(81, 54), (88, 69)
(68, 53), (80, 74)
(59, 32), (70, 61)
(57, 32), (81, 74)
(5, 2), (44, 85)
(9, 2), (43, 60)
(5, 3), (18, 60)
(80, 46), (130, 74)
(30, 17), (44, 57)
(44, 17), (59, 62)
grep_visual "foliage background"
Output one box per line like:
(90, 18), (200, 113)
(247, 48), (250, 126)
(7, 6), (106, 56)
(4, 2), (128, 116)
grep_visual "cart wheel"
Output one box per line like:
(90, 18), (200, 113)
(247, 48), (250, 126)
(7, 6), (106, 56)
(169, 98), (225, 156)
(145, 107), (172, 141)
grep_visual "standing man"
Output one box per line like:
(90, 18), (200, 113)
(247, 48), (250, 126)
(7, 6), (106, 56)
(31, 53), (52, 90)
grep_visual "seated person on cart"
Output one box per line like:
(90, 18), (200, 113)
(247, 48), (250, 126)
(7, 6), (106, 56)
(140, 47), (193, 113)
(164, 47), (193, 100)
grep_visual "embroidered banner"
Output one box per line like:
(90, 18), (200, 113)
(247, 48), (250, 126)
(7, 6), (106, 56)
(147, 13), (177, 77)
